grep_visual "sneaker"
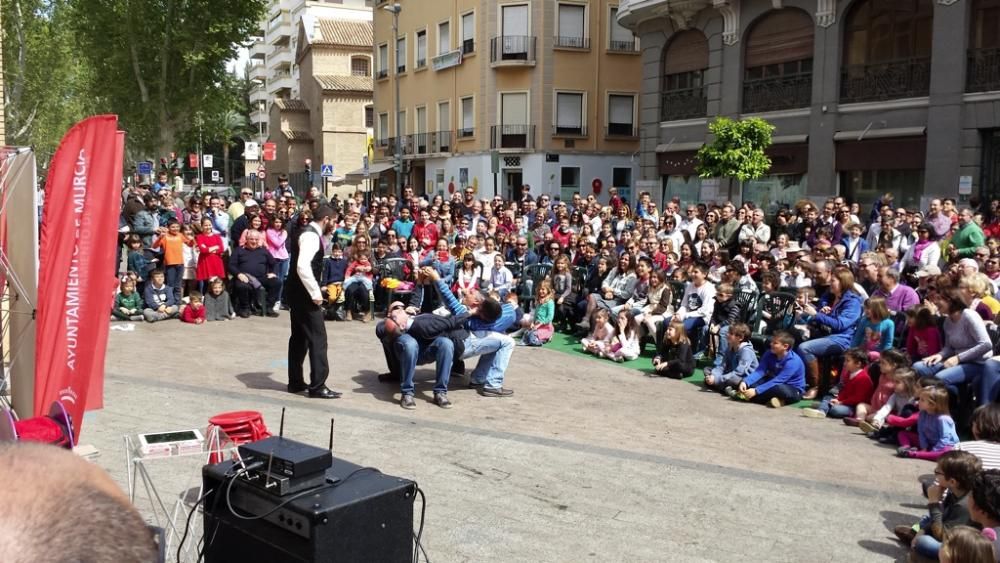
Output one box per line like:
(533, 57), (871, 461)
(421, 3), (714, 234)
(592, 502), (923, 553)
(400, 394), (416, 410)
(266, 310), (280, 318)
(478, 386), (514, 398)
(724, 386), (737, 398)
(894, 524), (918, 544)
(768, 397), (784, 408)
(842, 417), (860, 427)
(896, 446), (915, 458)
(802, 387), (819, 400)
(434, 393), (453, 409)
(614, 356), (624, 363)
(801, 408), (826, 418)
(858, 420), (878, 434)
(878, 434), (896, 445)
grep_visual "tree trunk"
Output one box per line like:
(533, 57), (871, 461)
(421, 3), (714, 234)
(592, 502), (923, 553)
(223, 142), (230, 186)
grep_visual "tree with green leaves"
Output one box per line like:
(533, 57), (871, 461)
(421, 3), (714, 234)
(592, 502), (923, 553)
(695, 117), (775, 201)
(69, 0), (266, 157)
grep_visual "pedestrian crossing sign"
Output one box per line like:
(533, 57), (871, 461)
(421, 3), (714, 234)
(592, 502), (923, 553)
(321, 164), (334, 178)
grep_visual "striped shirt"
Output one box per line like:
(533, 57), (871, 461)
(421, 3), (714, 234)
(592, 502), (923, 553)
(955, 441), (1000, 470)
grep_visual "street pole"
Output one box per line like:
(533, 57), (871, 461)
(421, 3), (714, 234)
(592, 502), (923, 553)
(197, 117), (204, 192)
(259, 100), (265, 195)
(385, 3), (403, 199)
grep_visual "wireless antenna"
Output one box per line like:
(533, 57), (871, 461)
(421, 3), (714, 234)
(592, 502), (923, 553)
(328, 417), (335, 452)
(279, 407), (286, 438)
(265, 449), (276, 489)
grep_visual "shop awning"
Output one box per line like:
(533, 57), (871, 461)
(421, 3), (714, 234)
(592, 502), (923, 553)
(344, 161), (395, 181)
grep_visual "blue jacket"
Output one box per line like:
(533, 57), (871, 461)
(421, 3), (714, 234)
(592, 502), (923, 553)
(744, 349), (806, 395)
(813, 290), (863, 349)
(434, 279), (517, 332)
(918, 412), (959, 451)
(144, 282), (177, 310)
(419, 254), (456, 285)
(716, 341), (759, 381)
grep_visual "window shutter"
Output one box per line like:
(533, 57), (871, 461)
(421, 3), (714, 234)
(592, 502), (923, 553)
(556, 93), (583, 128)
(502, 5), (529, 36)
(462, 99), (474, 129)
(501, 93), (528, 125)
(663, 30), (709, 74)
(559, 5), (585, 39)
(745, 9), (814, 67)
(610, 9), (633, 43)
(609, 95), (633, 124)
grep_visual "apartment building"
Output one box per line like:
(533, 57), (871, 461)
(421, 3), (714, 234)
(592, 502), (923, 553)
(618, 0), (1000, 211)
(372, 0), (642, 202)
(249, 0), (374, 194)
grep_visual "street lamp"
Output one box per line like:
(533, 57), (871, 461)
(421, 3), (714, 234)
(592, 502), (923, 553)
(384, 2), (402, 198)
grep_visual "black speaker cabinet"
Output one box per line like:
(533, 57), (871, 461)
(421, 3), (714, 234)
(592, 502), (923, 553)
(202, 457), (415, 563)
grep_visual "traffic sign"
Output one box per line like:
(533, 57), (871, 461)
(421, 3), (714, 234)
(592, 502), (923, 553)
(137, 161), (153, 176)
(188, 153), (198, 168)
(257, 170), (267, 180)
(211, 170), (220, 182)
(320, 164), (334, 178)
(245, 142), (260, 161)
(363, 156), (370, 178)
(203, 154), (214, 168)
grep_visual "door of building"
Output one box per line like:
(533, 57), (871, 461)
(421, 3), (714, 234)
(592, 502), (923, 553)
(983, 130), (1000, 202)
(504, 169), (523, 201)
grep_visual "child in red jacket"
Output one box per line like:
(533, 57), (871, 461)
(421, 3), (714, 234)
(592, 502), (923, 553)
(180, 291), (206, 324)
(801, 348), (874, 419)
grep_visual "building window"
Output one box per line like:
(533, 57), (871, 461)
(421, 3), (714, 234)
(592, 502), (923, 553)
(967, 0), (1000, 93)
(397, 109), (406, 136)
(396, 36), (407, 73)
(416, 30), (427, 68)
(496, 92), (531, 149)
(378, 113), (389, 146)
(352, 57), (370, 77)
(437, 101), (451, 152)
(608, 7), (638, 52)
(377, 44), (388, 79)
(462, 12), (476, 54)
(613, 167), (633, 202)
(660, 30), (708, 121)
(742, 8), (814, 113)
(560, 167), (581, 202)
(438, 21), (451, 55)
(841, 0), (933, 103)
(607, 94), (635, 137)
(365, 106), (374, 128)
(556, 3), (587, 49)
(460, 97), (475, 137)
(554, 92), (585, 136)
(496, 4), (532, 61)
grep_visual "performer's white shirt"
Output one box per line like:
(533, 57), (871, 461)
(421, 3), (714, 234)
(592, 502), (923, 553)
(297, 222), (324, 302)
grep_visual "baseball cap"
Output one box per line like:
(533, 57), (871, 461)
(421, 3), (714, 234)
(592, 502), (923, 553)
(244, 199), (259, 208)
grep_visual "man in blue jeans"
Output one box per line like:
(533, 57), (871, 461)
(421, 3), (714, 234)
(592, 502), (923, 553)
(380, 302), (468, 410)
(738, 331), (806, 408)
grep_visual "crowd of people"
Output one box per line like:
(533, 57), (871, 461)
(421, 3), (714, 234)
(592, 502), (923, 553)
(112, 167), (1000, 559)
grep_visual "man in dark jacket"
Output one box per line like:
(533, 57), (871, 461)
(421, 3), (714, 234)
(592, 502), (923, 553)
(228, 230), (279, 317)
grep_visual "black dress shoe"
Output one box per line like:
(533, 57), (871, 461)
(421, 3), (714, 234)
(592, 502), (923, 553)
(237, 310), (251, 318)
(478, 386), (513, 397)
(266, 310), (280, 318)
(308, 387), (342, 399)
(287, 384), (308, 394)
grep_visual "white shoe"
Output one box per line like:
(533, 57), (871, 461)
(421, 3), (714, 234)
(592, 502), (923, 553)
(801, 408), (826, 418)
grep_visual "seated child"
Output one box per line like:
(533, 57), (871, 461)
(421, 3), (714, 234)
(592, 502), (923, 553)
(581, 309), (615, 357)
(321, 245), (348, 305)
(520, 280), (555, 347)
(707, 283), (740, 360)
(898, 385), (960, 461)
(703, 323), (758, 393)
(860, 367), (920, 444)
(112, 278), (144, 321)
(792, 287), (816, 340)
(939, 526), (996, 563)
(605, 310), (641, 363)
(204, 277), (235, 321)
(955, 404), (1000, 471)
(906, 305), (943, 359)
(142, 269), (178, 322)
(180, 291), (206, 324)
(969, 470), (1000, 556)
(488, 255), (514, 299)
(851, 296), (894, 362)
(736, 330), (805, 408)
(857, 348), (911, 424)
(894, 451), (981, 560)
(343, 247), (376, 297)
(802, 348), (874, 419)
(651, 319), (694, 378)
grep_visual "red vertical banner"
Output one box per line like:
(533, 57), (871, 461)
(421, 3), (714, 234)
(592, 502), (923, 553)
(35, 115), (123, 440)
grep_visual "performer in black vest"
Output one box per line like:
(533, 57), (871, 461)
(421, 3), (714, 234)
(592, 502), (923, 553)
(285, 204), (341, 398)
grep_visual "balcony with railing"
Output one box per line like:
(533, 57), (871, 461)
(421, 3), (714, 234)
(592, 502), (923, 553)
(404, 131), (454, 155)
(967, 48), (1000, 94)
(490, 36), (537, 67)
(491, 125), (535, 150)
(606, 124), (639, 138)
(608, 37), (640, 53)
(458, 127), (475, 139)
(268, 71), (294, 95)
(742, 72), (812, 114)
(552, 124), (587, 137)
(462, 38), (475, 55)
(267, 46), (293, 71)
(376, 68), (388, 80)
(554, 36), (590, 50)
(250, 39), (267, 60)
(249, 85), (268, 105)
(660, 86), (708, 122)
(840, 57), (931, 104)
(268, 14), (291, 42)
(249, 60), (267, 83)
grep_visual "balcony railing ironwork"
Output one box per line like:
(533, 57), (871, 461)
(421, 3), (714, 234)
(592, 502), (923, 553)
(458, 127), (474, 138)
(606, 124), (638, 138)
(840, 57), (931, 104)
(660, 87), (708, 122)
(967, 48), (1000, 94)
(608, 37), (639, 53)
(462, 38), (475, 55)
(553, 124), (587, 137)
(490, 36), (536, 64)
(404, 131), (454, 154)
(490, 125), (535, 149)
(376, 69), (388, 79)
(555, 36), (589, 49)
(742, 73), (812, 114)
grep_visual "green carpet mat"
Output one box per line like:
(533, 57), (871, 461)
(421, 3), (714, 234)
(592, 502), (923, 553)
(542, 331), (811, 408)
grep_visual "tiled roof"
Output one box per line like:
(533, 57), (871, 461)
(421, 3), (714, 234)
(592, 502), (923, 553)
(314, 75), (373, 94)
(274, 98), (309, 112)
(281, 129), (313, 142)
(315, 20), (373, 47)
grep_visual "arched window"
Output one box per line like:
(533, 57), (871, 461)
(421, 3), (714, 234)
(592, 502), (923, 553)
(742, 8), (814, 113)
(840, 0), (933, 103)
(967, 0), (1000, 93)
(660, 30), (708, 122)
